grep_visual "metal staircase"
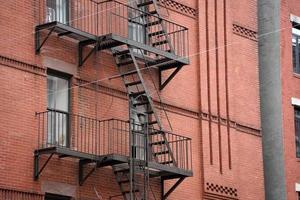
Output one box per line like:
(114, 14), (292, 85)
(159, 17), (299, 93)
(110, 2), (180, 199)
(111, 45), (177, 199)
(133, 0), (175, 54)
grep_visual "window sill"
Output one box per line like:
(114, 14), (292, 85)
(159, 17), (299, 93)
(293, 73), (300, 79)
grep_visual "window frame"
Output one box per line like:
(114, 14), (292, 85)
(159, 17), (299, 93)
(295, 106), (300, 158)
(46, 0), (70, 24)
(292, 22), (300, 74)
(47, 69), (72, 148)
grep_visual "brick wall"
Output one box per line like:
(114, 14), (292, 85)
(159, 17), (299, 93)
(0, 0), (264, 199)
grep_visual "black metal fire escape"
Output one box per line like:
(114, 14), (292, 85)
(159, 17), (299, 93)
(34, 0), (192, 200)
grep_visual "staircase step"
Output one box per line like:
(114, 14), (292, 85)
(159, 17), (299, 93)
(147, 58), (171, 66)
(148, 30), (165, 37)
(133, 100), (149, 106)
(145, 20), (161, 27)
(129, 91), (146, 98)
(149, 130), (162, 135)
(137, 0), (153, 7)
(113, 49), (130, 56)
(117, 59), (134, 66)
(140, 10), (157, 18)
(151, 141), (166, 145)
(152, 40), (168, 46)
(148, 120), (158, 125)
(125, 80), (142, 87)
(148, 59), (182, 70)
(138, 110), (154, 115)
(154, 150), (169, 156)
(122, 189), (139, 194)
(121, 70), (138, 77)
(159, 160), (174, 165)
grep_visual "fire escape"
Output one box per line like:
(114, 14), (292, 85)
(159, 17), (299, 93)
(34, 1), (192, 199)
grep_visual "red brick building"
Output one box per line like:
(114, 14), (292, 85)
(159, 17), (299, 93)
(0, 0), (265, 200)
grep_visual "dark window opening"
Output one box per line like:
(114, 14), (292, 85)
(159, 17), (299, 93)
(45, 193), (71, 200)
(295, 106), (300, 158)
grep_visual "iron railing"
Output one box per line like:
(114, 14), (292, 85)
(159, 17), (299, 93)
(36, 110), (192, 171)
(38, 0), (189, 58)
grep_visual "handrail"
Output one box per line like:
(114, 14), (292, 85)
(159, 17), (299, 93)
(39, 0), (189, 58)
(36, 110), (192, 171)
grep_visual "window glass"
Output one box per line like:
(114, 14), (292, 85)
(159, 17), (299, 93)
(47, 75), (69, 112)
(46, 0), (69, 24)
(292, 27), (300, 74)
(295, 107), (300, 158)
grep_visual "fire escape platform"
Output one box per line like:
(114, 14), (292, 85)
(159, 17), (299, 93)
(34, 146), (192, 180)
(35, 21), (189, 68)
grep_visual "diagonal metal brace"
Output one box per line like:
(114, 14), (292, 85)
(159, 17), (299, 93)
(79, 160), (97, 186)
(34, 152), (54, 180)
(35, 27), (55, 54)
(79, 157), (108, 186)
(78, 39), (98, 67)
(159, 66), (183, 90)
(162, 177), (185, 200)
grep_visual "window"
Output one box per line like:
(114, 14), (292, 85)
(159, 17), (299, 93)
(45, 193), (71, 200)
(292, 26), (300, 74)
(128, 2), (146, 45)
(295, 107), (300, 157)
(131, 103), (147, 160)
(46, 0), (69, 24)
(47, 71), (70, 147)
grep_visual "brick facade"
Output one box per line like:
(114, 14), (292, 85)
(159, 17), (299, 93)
(0, 0), (265, 200)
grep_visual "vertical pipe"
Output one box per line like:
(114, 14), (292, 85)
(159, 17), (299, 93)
(214, 0), (222, 174)
(223, 0), (232, 170)
(205, 0), (213, 165)
(258, 0), (287, 199)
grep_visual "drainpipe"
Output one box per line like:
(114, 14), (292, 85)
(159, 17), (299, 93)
(258, 0), (287, 199)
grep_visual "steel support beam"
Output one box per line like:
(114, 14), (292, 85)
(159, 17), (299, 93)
(33, 152), (54, 180)
(78, 39), (97, 67)
(161, 177), (185, 200)
(159, 66), (182, 90)
(35, 27), (55, 54)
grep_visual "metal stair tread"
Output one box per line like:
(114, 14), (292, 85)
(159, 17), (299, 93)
(129, 90), (146, 98)
(152, 40), (168, 46)
(154, 150), (169, 155)
(145, 20), (161, 27)
(113, 49), (130, 56)
(121, 70), (138, 77)
(148, 30), (165, 37)
(159, 160), (174, 165)
(150, 140), (166, 145)
(140, 10), (157, 18)
(133, 100), (149, 106)
(137, 0), (153, 7)
(125, 80), (142, 86)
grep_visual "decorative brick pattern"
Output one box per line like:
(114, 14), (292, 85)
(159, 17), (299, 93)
(0, 188), (44, 200)
(206, 182), (238, 198)
(232, 23), (258, 41)
(158, 0), (197, 18)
